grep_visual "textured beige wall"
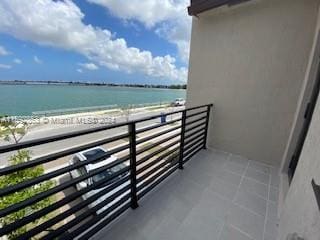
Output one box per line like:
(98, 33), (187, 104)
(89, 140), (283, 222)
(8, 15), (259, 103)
(279, 6), (320, 212)
(278, 6), (320, 240)
(278, 87), (320, 240)
(187, 0), (319, 165)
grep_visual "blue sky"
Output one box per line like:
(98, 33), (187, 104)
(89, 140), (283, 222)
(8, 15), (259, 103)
(0, 0), (190, 85)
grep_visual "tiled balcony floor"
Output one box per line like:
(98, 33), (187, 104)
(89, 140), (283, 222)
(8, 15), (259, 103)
(91, 149), (280, 240)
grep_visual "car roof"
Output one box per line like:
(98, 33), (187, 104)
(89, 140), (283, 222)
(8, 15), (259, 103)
(75, 147), (117, 171)
(77, 146), (106, 158)
(88, 155), (117, 171)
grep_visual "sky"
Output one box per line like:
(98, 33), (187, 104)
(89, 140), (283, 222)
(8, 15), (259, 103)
(0, 0), (191, 85)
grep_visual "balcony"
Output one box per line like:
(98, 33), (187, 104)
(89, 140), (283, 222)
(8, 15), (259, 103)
(0, 103), (280, 240)
(92, 149), (280, 240)
(0, 104), (215, 239)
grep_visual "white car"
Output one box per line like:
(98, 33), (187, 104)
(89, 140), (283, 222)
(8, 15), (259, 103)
(173, 98), (185, 106)
(69, 147), (129, 215)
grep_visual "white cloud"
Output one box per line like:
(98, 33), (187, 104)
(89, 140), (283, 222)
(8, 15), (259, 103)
(0, 45), (10, 56)
(0, 0), (187, 82)
(79, 62), (99, 70)
(13, 58), (22, 64)
(87, 0), (191, 63)
(88, 0), (184, 28)
(77, 68), (83, 73)
(34, 56), (42, 64)
(0, 63), (12, 69)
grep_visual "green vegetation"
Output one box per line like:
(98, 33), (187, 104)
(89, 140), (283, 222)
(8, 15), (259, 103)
(0, 115), (27, 144)
(0, 150), (55, 239)
(0, 116), (55, 239)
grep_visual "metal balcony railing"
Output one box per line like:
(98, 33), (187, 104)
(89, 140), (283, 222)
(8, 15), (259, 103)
(0, 104), (213, 239)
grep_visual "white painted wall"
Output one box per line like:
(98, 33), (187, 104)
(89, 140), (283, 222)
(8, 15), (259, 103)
(187, 0), (319, 165)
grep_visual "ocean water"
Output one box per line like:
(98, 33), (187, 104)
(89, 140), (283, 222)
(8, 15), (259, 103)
(0, 84), (186, 116)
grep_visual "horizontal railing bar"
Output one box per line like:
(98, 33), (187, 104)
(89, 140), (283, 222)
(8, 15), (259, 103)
(185, 120), (206, 133)
(136, 118), (181, 134)
(138, 165), (178, 200)
(0, 133), (129, 176)
(0, 124), (129, 154)
(137, 155), (178, 186)
(137, 146), (179, 175)
(136, 132), (180, 155)
(0, 104), (212, 154)
(137, 159), (175, 185)
(184, 131), (205, 148)
(137, 160), (178, 192)
(133, 104), (212, 124)
(183, 144), (204, 164)
(19, 183), (131, 239)
(185, 126), (206, 141)
(185, 127), (205, 140)
(0, 144), (130, 197)
(185, 104), (213, 112)
(76, 202), (131, 240)
(183, 140), (205, 158)
(0, 174), (130, 237)
(136, 139), (180, 167)
(185, 115), (207, 127)
(0, 156), (129, 219)
(44, 193), (131, 240)
(186, 109), (207, 118)
(136, 125), (181, 145)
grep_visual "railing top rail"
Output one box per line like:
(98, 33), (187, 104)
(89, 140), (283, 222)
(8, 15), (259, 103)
(0, 104), (213, 154)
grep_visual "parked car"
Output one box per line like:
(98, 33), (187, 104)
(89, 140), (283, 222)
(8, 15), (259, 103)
(69, 147), (129, 215)
(173, 98), (185, 106)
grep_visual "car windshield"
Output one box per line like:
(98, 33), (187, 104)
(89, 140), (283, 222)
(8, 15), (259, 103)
(92, 163), (127, 185)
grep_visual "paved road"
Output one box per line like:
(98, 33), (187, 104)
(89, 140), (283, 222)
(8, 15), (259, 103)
(0, 106), (184, 166)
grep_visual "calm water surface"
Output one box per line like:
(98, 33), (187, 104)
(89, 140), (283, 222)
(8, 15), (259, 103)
(0, 84), (186, 116)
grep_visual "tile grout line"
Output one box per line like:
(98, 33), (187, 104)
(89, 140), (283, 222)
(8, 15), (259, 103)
(242, 175), (270, 187)
(263, 168), (272, 240)
(217, 222), (226, 240)
(217, 152), (232, 240)
(229, 159), (266, 240)
(246, 166), (271, 177)
(229, 224), (256, 240)
(232, 157), (250, 203)
(232, 201), (265, 218)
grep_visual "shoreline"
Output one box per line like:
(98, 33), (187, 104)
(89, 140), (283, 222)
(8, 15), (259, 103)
(0, 80), (187, 90)
(19, 103), (179, 133)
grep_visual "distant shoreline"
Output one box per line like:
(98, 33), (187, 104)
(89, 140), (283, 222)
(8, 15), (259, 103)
(0, 80), (187, 90)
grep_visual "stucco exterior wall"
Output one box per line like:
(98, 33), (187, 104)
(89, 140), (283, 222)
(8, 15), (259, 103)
(278, 6), (320, 240)
(187, 0), (319, 165)
(278, 86), (320, 240)
(279, 5), (320, 213)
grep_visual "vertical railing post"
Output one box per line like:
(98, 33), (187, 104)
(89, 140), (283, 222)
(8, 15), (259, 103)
(179, 110), (187, 169)
(203, 105), (212, 149)
(128, 122), (138, 209)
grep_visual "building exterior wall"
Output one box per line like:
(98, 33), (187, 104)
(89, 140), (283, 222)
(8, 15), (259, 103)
(278, 7), (320, 240)
(278, 82), (320, 240)
(279, 5), (320, 212)
(187, 0), (319, 165)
